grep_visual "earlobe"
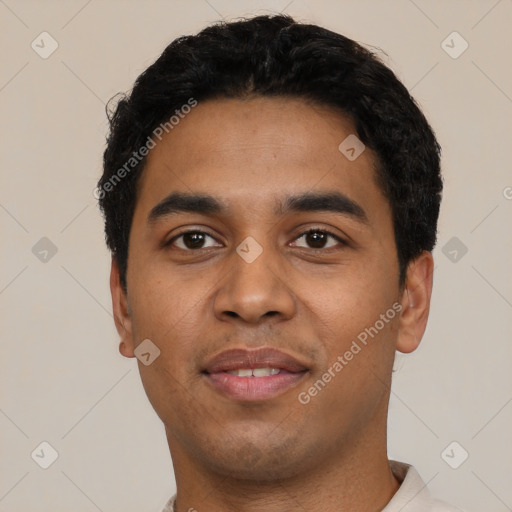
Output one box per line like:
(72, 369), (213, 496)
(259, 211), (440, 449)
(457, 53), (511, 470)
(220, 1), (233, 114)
(110, 258), (135, 358)
(396, 251), (434, 354)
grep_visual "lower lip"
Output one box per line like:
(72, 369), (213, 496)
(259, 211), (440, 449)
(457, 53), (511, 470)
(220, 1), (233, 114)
(204, 371), (307, 401)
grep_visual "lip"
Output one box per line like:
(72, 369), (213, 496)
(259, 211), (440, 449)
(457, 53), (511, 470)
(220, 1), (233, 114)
(202, 347), (309, 402)
(203, 347), (309, 373)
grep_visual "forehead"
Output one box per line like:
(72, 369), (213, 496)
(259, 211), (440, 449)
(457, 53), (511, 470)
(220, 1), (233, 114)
(135, 96), (388, 222)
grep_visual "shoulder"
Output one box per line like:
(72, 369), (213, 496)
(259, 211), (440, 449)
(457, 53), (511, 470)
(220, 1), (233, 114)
(160, 495), (175, 512)
(387, 460), (465, 512)
(430, 498), (466, 512)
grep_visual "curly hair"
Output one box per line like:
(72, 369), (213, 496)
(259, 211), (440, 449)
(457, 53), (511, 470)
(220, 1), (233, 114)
(98, 14), (442, 290)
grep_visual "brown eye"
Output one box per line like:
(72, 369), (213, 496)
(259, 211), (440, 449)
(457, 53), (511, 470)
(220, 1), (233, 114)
(292, 229), (345, 250)
(168, 231), (221, 250)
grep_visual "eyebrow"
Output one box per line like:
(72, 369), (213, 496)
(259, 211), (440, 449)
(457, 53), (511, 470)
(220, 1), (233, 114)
(147, 191), (368, 224)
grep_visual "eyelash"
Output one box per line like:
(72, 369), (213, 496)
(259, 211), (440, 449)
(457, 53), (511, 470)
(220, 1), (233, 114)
(165, 227), (347, 252)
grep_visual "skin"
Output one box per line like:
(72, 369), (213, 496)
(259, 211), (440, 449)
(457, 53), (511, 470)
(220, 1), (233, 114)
(110, 96), (434, 512)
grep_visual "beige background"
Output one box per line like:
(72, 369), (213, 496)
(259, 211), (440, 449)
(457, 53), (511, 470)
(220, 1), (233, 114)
(1, 0), (511, 511)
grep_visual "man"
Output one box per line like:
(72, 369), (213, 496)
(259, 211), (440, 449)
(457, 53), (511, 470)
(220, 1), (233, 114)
(97, 14), (463, 512)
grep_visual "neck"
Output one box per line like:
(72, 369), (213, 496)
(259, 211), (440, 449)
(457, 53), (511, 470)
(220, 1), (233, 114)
(167, 424), (400, 512)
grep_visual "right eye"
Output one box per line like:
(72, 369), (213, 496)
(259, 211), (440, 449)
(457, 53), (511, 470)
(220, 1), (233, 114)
(165, 230), (222, 251)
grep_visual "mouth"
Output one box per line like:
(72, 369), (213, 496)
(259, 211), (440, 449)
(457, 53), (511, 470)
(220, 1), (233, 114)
(202, 347), (309, 402)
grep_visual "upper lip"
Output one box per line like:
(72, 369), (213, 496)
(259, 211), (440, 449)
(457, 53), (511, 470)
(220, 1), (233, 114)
(203, 347), (309, 374)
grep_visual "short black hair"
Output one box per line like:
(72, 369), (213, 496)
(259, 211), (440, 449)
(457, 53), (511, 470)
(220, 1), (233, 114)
(98, 14), (442, 290)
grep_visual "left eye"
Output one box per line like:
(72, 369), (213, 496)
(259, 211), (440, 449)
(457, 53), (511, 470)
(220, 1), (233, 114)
(291, 229), (344, 250)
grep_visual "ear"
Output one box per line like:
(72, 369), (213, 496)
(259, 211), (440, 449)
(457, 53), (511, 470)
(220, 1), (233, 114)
(396, 251), (434, 354)
(110, 257), (135, 358)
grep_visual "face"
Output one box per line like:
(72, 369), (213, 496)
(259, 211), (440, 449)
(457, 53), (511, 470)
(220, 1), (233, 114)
(111, 97), (432, 480)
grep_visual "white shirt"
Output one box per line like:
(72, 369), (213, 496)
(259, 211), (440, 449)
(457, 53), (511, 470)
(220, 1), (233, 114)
(161, 461), (463, 511)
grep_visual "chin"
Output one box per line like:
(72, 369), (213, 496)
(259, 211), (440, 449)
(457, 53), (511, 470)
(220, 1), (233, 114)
(198, 436), (317, 482)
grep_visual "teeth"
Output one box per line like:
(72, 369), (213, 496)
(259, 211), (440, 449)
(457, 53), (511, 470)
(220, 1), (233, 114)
(227, 367), (281, 377)
(253, 367), (281, 377)
(227, 368), (253, 377)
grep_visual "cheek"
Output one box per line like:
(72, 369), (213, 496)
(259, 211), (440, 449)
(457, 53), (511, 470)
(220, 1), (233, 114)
(303, 265), (397, 334)
(127, 263), (209, 355)
(299, 263), (400, 392)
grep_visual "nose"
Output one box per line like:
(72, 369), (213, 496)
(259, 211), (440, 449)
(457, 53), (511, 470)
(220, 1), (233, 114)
(213, 239), (296, 325)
